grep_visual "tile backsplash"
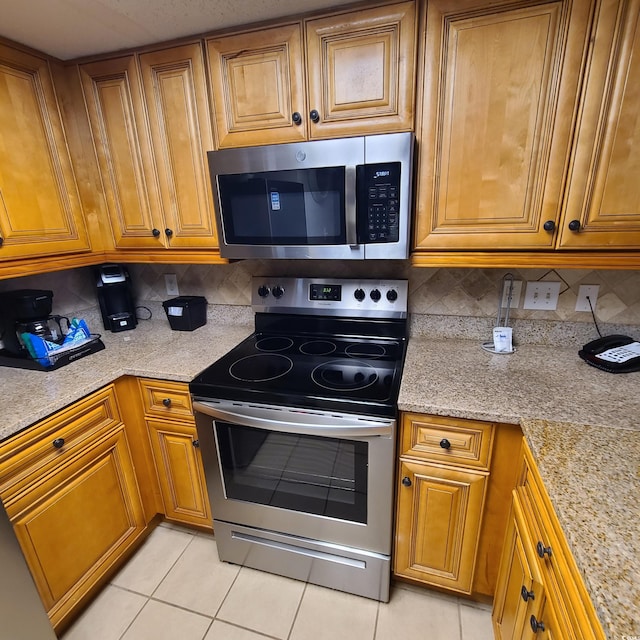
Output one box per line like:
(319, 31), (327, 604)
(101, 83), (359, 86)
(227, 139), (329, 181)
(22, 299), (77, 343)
(1, 261), (639, 339)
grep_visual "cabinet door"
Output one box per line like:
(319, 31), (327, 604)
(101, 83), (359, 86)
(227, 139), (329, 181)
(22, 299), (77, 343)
(79, 56), (165, 249)
(394, 459), (487, 593)
(558, 0), (640, 249)
(6, 425), (145, 630)
(414, 0), (592, 250)
(493, 495), (544, 640)
(207, 23), (307, 147)
(139, 44), (218, 248)
(147, 418), (212, 529)
(0, 44), (89, 259)
(305, 1), (416, 138)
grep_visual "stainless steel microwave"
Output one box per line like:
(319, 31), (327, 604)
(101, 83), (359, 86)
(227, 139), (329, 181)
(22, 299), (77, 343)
(207, 132), (414, 260)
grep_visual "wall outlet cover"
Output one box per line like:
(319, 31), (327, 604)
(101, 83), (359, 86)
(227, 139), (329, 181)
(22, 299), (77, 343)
(523, 281), (561, 310)
(164, 274), (179, 297)
(575, 285), (600, 312)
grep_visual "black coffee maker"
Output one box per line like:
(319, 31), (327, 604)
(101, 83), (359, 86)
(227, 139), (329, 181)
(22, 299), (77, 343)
(0, 289), (68, 356)
(96, 264), (137, 332)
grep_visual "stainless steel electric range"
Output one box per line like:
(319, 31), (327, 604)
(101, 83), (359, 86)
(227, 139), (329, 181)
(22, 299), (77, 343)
(190, 277), (408, 602)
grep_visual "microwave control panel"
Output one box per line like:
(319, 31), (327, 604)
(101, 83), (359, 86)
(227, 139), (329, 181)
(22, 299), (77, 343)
(357, 163), (401, 243)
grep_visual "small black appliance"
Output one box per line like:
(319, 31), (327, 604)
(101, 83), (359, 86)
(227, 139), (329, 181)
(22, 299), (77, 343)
(96, 264), (137, 332)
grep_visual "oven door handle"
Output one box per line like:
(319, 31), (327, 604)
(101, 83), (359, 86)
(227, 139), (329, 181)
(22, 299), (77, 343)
(192, 400), (394, 438)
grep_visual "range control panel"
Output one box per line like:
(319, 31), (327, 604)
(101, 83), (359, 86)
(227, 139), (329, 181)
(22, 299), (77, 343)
(252, 277), (408, 319)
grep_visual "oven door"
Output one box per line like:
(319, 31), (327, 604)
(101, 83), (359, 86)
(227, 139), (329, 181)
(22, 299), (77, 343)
(192, 399), (395, 555)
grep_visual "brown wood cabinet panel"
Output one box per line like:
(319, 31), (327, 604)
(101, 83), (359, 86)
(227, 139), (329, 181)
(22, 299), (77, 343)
(414, 0), (592, 250)
(139, 43), (217, 248)
(207, 23), (307, 147)
(147, 418), (212, 528)
(79, 55), (163, 249)
(394, 459), (487, 593)
(559, 0), (640, 248)
(0, 43), (89, 260)
(305, 1), (416, 138)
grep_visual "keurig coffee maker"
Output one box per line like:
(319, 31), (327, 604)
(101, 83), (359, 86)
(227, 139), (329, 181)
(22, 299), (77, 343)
(96, 264), (137, 332)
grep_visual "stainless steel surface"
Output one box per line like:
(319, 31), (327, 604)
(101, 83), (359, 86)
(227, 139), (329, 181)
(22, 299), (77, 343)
(194, 407), (396, 557)
(214, 520), (391, 602)
(208, 132), (413, 260)
(251, 277), (408, 319)
(0, 501), (57, 639)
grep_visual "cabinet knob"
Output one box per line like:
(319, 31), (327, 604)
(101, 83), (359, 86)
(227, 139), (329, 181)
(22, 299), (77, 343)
(0, 235), (4, 247)
(52, 438), (65, 449)
(292, 112), (302, 125)
(309, 109), (320, 123)
(568, 219), (581, 232)
(401, 476), (412, 487)
(192, 439), (200, 448)
(440, 438), (451, 450)
(162, 398), (172, 408)
(165, 228), (173, 237)
(520, 585), (535, 602)
(530, 615), (546, 633)
(152, 228), (161, 237)
(543, 220), (556, 232)
(536, 541), (552, 559)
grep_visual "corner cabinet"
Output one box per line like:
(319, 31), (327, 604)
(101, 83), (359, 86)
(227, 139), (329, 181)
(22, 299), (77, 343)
(138, 379), (212, 530)
(0, 43), (90, 261)
(0, 386), (146, 633)
(78, 43), (219, 255)
(492, 440), (606, 640)
(206, 1), (417, 147)
(394, 413), (494, 593)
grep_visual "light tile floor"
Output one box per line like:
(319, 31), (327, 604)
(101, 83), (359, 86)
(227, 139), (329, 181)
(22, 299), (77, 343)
(62, 523), (494, 640)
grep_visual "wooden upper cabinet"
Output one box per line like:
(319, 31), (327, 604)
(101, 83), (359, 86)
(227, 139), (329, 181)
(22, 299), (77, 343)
(207, 2), (416, 148)
(207, 23), (308, 147)
(79, 44), (217, 250)
(0, 44), (89, 260)
(414, 0), (593, 251)
(305, 1), (416, 138)
(558, 0), (640, 249)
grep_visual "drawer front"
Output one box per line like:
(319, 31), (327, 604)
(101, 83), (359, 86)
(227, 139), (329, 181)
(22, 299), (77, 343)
(139, 379), (193, 420)
(0, 385), (121, 500)
(401, 413), (494, 470)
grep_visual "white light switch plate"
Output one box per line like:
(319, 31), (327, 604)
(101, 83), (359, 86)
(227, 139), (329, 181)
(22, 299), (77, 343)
(164, 274), (179, 296)
(523, 281), (561, 310)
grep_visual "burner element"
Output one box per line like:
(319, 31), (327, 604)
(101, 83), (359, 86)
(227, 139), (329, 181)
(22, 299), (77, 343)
(345, 343), (386, 359)
(230, 354), (293, 382)
(256, 337), (294, 352)
(299, 340), (336, 356)
(312, 359), (378, 392)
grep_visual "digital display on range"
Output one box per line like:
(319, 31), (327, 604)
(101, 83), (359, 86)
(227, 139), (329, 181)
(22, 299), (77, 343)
(309, 283), (342, 301)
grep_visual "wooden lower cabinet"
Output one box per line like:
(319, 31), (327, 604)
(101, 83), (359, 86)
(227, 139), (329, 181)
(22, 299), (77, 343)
(0, 385), (147, 633)
(139, 379), (212, 530)
(492, 439), (606, 640)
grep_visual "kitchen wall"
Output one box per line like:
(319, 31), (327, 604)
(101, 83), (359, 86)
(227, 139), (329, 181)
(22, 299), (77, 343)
(1, 263), (639, 346)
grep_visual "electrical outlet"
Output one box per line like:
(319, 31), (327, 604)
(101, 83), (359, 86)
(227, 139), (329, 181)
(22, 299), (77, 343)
(523, 281), (561, 310)
(164, 274), (179, 297)
(501, 280), (523, 308)
(575, 284), (600, 312)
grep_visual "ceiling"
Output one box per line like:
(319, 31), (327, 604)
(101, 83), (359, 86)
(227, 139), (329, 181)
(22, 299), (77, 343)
(1, 0), (357, 60)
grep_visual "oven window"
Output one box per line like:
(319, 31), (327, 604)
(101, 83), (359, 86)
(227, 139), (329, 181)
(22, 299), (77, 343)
(217, 167), (345, 245)
(215, 422), (367, 523)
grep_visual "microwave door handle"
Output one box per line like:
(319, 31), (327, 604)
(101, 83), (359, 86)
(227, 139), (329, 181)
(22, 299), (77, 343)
(345, 165), (358, 248)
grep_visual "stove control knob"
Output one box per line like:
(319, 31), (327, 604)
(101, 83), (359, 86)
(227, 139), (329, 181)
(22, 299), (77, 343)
(258, 285), (270, 298)
(272, 285), (285, 299)
(370, 289), (381, 302)
(386, 289), (398, 302)
(354, 288), (366, 302)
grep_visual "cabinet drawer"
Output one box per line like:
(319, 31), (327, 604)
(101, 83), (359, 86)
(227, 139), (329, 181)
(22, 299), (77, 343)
(400, 413), (494, 470)
(0, 385), (121, 500)
(139, 379), (193, 420)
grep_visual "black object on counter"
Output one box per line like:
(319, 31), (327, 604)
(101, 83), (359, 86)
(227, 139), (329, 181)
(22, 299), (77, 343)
(163, 296), (207, 331)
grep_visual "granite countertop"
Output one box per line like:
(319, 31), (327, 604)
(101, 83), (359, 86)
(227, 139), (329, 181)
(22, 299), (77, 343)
(1, 318), (638, 638)
(399, 337), (640, 640)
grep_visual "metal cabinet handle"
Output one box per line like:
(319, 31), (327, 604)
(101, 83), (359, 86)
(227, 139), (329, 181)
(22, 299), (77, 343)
(530, 615), (545, 633)
(440, 438), (451, 450)
(536, 541), (552, 558)
(543, 220), (555, 232)
(568, 219), (581, 232)
(162, 398), (172, 408)
(401, 476), (412, 487)
(309, 109), (320, 123)
(152, 228), (161, 237)
(165, 228), (173, 237)
(292, 112), (302, 125)
(192, 439), (200, 448)
(521, 585), (535, 602)
(52, 438), (65, 449)
(0, 235), (4, 247)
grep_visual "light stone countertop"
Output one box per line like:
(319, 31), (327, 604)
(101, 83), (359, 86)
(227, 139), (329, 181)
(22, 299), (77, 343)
(1, 321), (638, 638)
(399, 337), (640, 640)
